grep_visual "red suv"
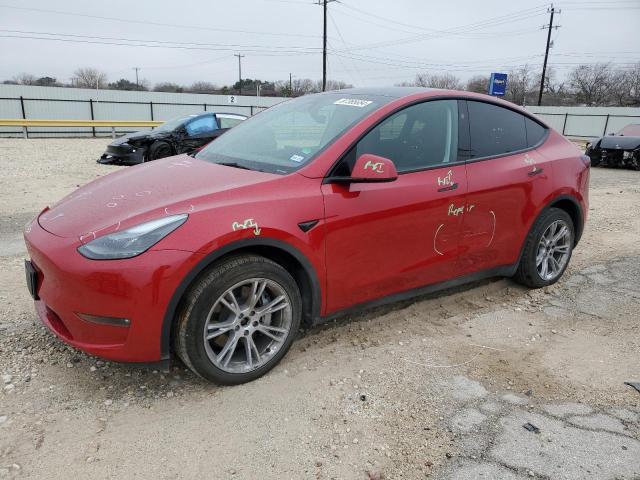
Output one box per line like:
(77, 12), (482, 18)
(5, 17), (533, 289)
(24, 88), (589, 384)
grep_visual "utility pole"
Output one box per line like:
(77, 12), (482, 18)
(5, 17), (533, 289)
(289, 73), (293, 96)
(317, 0), (336, 92)
(234, 54), (245, 95)
(537, 4), (560, 106)
(133, 67), (140, 89)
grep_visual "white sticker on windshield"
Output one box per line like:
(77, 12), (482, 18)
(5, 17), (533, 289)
(334, 98), (373, 108)
(290, 154), (305, 163)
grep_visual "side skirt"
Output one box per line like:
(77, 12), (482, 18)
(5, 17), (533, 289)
(314, 263), (518, 325)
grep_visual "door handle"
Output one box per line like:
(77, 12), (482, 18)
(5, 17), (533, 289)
(438, 182), (458, 192)
(528, 166), (544, 177)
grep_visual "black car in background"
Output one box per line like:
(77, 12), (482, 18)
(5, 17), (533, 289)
(585, 124), (640, 170)
(98, 112), (247, 164)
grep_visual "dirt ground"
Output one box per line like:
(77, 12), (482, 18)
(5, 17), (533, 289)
(0, 138), (639, 480)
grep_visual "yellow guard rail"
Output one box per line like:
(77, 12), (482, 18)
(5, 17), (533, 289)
(0, 119), (164, 138)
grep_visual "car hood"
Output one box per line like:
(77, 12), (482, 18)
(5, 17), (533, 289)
(38, 154), (280, 240)
(598, 136), (640, 150)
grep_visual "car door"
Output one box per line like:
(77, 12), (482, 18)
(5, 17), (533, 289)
(459, 100), (553, 274)
(181, 114), (219, 153)
(321, 100), (469, 313)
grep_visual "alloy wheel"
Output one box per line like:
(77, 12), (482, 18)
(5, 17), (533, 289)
(203, 278), (293, 374)
(535, 220), (572, 281)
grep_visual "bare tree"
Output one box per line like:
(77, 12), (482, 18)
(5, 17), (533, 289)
(568, 63), (612, 106)
(72, 67), (107, 89)
(290, 78), (317, 96)
(13, 73), (37, 85)
(188, 81), (218, 94)
(465, 75), (489, 93)
(413, 72), (461, 90)
(323, 79), (353, 91)
(627, 63), (640, 106)
(153, 82), (184, 93)
(506, 65), (535, 106)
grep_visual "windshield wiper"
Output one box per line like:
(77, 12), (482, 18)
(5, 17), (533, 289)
(216, 162), (254, 171)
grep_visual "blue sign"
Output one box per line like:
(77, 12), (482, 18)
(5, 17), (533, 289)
(489, 72), (508, 96)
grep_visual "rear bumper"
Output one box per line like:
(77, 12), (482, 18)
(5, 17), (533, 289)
(24, 219), (203, 362)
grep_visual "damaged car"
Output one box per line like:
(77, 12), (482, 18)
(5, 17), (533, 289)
(98, 112), (247, 165)
(585, 124), (640, 170)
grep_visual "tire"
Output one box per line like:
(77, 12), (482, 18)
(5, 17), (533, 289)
(174, 255), (302, 385)
(513, 208), (574, 289)
(147, 141), (173, 161)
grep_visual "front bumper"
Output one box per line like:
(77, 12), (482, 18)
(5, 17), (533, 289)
(98, 143), (146, 165)
(24, 219), (202, 362)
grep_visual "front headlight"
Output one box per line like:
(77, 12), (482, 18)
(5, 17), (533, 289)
(77, 214), (188, 260)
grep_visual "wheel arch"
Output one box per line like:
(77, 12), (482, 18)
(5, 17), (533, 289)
(160, 238), (322, 359)
(545, 194), (584, 245)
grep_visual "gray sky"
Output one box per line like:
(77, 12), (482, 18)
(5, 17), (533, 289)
(0, 0), (638, 88)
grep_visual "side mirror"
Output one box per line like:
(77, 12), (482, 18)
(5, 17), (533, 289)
(329, 154), (398, 184)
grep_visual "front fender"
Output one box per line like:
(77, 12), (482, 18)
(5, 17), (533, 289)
(158, 236), (323, 359)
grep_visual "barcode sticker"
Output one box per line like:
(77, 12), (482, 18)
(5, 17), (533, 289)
(334, 98), (373, 108)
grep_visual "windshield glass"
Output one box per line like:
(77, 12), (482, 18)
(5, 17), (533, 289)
(155, 114), (201, 133)
(196, 93), (385, 174)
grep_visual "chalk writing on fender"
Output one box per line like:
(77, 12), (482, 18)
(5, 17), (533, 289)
(232, 218), (261, 236)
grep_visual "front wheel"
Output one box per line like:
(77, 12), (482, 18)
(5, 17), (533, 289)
(174, 255), (301, 385)
(147, 141), (173, 161)
(514, 208), (574, 288)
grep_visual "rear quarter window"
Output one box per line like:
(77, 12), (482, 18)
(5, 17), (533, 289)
(525, 117), (547, 147)
(467, 101), (528, 158)
(218, 116), (244, 129)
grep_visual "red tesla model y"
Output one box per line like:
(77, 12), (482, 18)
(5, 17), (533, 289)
(24, 88), (589, 384)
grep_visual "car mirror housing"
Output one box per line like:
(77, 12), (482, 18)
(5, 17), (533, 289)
(328, 154), (398, 184)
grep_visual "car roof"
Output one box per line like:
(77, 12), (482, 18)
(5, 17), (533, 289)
(323, 87), (435, 99)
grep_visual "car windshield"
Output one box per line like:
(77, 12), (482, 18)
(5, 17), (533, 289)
(196, 93), (386, 174)
(617, 124), (640, 136)
(155, 114), (201, 133)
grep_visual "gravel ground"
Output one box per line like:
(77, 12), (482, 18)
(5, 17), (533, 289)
(0, 138), (639, 479)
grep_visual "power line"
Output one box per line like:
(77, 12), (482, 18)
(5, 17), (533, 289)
(0, 29), (321, 52)
(331, 10), (548, 52)
(0, 32), (321, 56)
(0, 4), (321, 39)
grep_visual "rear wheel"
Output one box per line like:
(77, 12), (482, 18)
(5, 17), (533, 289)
(514, 208), (574, 288)
(174, 255), (301, 385)
(147, 141), (173, 161)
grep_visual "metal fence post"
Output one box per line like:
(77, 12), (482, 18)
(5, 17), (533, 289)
(562, 113), (568, 135)
(19, 95), (28, 139)
(203, 103), (207, 111)
(89, 99), (96, 137)
(250, 105), (254, 116)
(603, 114), (610, 136)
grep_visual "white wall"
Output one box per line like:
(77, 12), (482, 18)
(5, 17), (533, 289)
(526, 106), (640, 139)
(0, 84), (287, 137)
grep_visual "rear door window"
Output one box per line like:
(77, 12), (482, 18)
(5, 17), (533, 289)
(467, 101), (528, 158)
